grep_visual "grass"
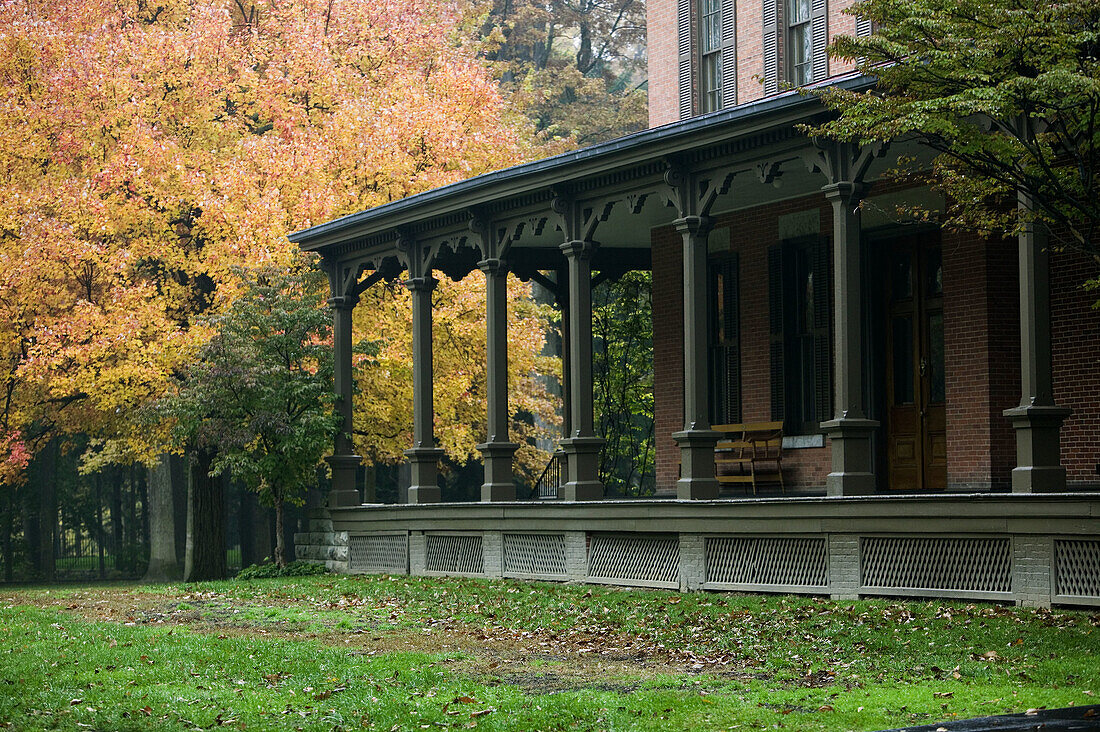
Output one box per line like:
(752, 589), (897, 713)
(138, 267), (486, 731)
(1, 575), (1097, 731)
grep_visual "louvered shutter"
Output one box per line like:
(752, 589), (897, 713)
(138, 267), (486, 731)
(811, 238), (832, 427)
(855, 5), (872, 67)
(678, 0), (694, 119)
(720, 0), (737, 107)
(768, 245), (784, 421)
(721, 255), (741, 423)
(810, 0), (828, 82)
(763, 0), (780, 95)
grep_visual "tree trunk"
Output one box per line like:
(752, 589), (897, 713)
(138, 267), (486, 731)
(143, 453), (182, 582)
(96, 473), (105, 580)
(110, 467), (123, 562)
(38, 440), (57, 582)
(184, 450), (226, 581)
(273, 496), (286, 568)
(170, 453), (188, 570)
(3, 487), (13, 582)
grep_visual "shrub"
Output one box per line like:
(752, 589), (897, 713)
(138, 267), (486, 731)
(236, 561), (328, 580)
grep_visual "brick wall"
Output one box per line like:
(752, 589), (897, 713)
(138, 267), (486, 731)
(649, 188), (1100, 494)
(1051, 250), (1100, 487)
(652, 193), (835, 494)
(648, 0), (679, 127)
(652, 0), (864, 122)
(941, 231), (1019, 491)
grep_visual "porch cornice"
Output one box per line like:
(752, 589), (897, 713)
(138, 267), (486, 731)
(290, 75), (876, 255)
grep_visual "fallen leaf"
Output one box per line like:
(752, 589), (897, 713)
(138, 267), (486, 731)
(934, 692), (953, 699)
(452, 696), (477, 705)
(470, 709), (495, 718)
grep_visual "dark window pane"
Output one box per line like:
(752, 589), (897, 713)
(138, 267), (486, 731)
(891, 251), (912, 300)
(926, 246), (943, 296)
(892, 315), (914, 405)
(929, 311), (945, 403)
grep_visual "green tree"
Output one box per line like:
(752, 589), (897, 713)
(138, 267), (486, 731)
(593, 272), (654, 495)
(479, 0), (648, 146)
(812, 0), (1100, 291)
(167, 260), (340, 568)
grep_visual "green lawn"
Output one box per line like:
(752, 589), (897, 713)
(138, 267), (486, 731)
(1, 575), (1097, 731)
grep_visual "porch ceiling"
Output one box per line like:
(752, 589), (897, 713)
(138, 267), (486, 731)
(289, 74), (878, 273)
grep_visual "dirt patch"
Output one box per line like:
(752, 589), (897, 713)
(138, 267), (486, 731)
(5, 586), (757, 691)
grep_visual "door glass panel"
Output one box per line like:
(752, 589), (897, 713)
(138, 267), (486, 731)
(928, 311), (945, 403)
(892, 315), (914, 405)
(926, 247), (943, 296)
(891, 251), (912, 300)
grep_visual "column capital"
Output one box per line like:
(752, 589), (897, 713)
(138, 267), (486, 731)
(673, 215), (714, 238)
(822, 181), (866, 204)
(405, 275), (437, 293)
(328, 294), (359, 310)
(478, 258), (508, 276)
(560, 239), (598, 260)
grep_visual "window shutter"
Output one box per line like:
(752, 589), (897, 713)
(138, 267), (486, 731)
(768, 244), (784, 421)
(811, 237), (832, 426)
(855, 12), (872, 37)
(720, 0), (737, 108)
(723, 255), (741, 422)
(810, 0), (828, 83)
(855, 5), (872, 67)
(763, 0), (780, 95)
(678, 0), (694, 119)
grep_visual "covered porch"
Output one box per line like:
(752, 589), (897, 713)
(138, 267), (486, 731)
(290, 80), (1099, 608)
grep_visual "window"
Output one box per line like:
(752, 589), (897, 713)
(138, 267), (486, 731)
(678, 0), (735, 118)
(764, 0), (826, 95)
(768, 239), (831, 435)
(708, 254), (740, 424)
(786, 0), (813, 86)
(699, 0), (722, 113)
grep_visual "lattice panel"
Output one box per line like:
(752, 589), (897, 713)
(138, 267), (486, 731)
(587, 535), (679, 588)
(1055, 540), (1100, 598)
(349, 534), (407, 574)
(503, 533), (567, 578)
(705, 537), (827, 588)
(425, 534), (484, 575)
(861, 537), (1012, 593)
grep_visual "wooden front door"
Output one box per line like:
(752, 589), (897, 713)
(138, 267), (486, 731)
(884, 235), (947, 491)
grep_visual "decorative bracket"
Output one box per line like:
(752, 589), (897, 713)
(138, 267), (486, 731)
(802, 140), (888, 186)
(662, 157), (744, 219)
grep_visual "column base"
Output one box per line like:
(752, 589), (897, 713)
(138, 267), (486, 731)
(325, 454), (362, 507)
(405, 446), (444, 504)
(821, 417), (879, 497)
(1003, 405), (1071, 493)
(559, 436), (604, 501)
(673, 429), (721, 500)
(478, 441), (519, 501)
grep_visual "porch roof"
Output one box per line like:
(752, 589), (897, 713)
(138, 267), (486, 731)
(289, 74), (874, 256)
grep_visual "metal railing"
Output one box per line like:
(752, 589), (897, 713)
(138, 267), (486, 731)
(533, 451), (564, 499)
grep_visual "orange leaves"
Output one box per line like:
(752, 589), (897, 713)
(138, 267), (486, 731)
(0, 0), (530, 479)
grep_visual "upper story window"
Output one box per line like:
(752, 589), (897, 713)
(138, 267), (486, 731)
(786, 0), (813, 86)
(699, 0), (722, 113)
(677, 0), (734, 119)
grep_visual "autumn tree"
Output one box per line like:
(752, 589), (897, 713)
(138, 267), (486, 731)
(0, 0), (543, 489)
(350, 272), (559, 491)
(813, 0), (1100, 293)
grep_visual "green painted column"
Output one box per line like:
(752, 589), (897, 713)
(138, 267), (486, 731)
(478, 258), (518, 501)
(1003, 191), (1070, 492)
(673, 216), (720, 500)
(559, 240), (604, 501)
(326, 295), (362, 507)
(821, 182), (878, 496)
(405, 275), (443, 503)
